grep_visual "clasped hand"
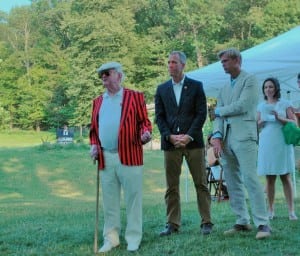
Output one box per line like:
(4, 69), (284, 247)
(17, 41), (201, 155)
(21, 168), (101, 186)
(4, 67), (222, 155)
(170, 134), (191, 148)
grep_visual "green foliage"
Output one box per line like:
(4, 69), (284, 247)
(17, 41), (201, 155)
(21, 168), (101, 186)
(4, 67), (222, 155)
(0, 0), (300, 130)
(0, 103), (10, 130)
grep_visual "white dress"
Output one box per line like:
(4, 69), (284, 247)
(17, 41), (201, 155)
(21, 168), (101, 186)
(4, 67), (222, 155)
(257, 99), (295, 176)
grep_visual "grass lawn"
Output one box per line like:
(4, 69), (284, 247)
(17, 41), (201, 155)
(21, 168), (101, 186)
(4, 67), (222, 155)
(0, 133), (300, 255)
(0, 130), (58, 148)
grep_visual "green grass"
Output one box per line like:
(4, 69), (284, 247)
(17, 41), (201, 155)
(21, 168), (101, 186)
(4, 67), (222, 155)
(0, 133), (300, 255)
(0, 130), (57, 147)
(0, 130), (89, 148)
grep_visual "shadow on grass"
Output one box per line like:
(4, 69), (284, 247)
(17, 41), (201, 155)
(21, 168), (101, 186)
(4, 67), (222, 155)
(0, 146), (299, 256)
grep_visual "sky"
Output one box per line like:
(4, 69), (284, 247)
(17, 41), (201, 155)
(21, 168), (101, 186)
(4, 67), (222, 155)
(0, 0), (31, 13)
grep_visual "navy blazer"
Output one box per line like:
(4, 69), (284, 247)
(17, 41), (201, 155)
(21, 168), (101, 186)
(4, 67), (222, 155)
(155, 76), (207, 150)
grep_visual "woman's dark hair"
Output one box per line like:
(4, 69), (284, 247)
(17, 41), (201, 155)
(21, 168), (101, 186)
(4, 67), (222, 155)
(262, 77), (281, 100)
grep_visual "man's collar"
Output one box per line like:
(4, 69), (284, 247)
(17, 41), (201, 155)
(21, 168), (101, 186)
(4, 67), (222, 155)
(172, 74), (185, 85)
(104, 87), (123, 98)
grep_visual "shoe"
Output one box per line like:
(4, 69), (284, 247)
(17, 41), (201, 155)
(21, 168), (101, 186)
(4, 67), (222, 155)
(200, 223), (213, 235)
(289, 213), (298, 220)
(268, 211), (275, 220)
(224, 224), (252, 235)
(127, 244), (139, 252)
(98, 241), (119, 253)
(159, 223), (178, 236)
(256, 225), (271, 239)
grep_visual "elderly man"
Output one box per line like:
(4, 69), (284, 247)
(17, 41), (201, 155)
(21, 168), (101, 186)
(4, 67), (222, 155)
(90, 62), (152, 253)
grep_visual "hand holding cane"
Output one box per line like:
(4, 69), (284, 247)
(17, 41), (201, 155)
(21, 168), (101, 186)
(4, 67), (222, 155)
(93, 159), (99, 254)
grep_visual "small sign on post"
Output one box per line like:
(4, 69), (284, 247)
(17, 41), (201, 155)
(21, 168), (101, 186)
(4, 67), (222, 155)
(56, 125), (74, 144)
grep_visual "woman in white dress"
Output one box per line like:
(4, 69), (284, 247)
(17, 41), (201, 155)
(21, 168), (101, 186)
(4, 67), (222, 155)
(257, 77), (297, 221)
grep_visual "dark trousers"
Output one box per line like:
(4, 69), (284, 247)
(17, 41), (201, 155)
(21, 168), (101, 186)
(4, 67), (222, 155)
(164, 147), (212, 227)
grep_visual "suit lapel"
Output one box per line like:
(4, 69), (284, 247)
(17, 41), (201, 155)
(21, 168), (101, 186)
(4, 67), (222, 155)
(230, 72), (246, 103)
(224, 72), (246, 104)
(119, 89), (129, 129)
(179, 79), (190, 108)
(94, 96), (103, 123)
(166, 81), (178, 108)
(91, 96), (103, 140)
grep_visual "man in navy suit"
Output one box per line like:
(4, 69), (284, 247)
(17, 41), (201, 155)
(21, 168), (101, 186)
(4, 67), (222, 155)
(155, 51), (213, 236)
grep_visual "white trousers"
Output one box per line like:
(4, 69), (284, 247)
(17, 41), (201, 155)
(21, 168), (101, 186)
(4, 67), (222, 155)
(100, 151), (143, 247)
(222, 128), (269, 227)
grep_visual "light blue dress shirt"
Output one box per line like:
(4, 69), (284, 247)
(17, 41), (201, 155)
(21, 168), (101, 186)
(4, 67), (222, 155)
(98, 87), (123, 150)
(172, 75), (185, 106)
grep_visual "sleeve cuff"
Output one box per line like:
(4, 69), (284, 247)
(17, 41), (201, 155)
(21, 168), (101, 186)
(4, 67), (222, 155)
(212, 131), (222, 139)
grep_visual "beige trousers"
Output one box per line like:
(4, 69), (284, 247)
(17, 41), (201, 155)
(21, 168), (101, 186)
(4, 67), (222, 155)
(100, 151), (143, 247)
(222, 128), (269, 227)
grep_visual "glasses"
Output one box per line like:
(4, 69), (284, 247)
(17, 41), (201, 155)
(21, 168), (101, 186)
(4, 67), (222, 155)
(99, 70), (111, 78)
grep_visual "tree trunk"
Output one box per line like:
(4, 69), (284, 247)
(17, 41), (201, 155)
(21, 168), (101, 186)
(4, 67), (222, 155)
(79, 125), (83, 137)
(36, 122), (40, 132)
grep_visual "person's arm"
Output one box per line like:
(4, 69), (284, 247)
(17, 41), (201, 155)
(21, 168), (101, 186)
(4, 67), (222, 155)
(89, 99), (100, 159)
(185, 81), (207, 140)
(274, 106), (297, 125)
(137, 92), (152, 144)
(257, 111), (265, 129)
(155, 86), (172, 141)
(211, 89), (225, 158)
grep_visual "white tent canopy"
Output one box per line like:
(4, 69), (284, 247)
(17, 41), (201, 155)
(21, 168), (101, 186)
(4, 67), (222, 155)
(187, 26), (300, 105)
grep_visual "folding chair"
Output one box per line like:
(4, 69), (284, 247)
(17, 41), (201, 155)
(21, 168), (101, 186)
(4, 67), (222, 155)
(205, 134), (229, 202)
(206, 165), (228, 202)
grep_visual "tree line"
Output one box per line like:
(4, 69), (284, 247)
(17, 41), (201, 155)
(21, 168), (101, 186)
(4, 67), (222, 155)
(0, 0), (299, 131)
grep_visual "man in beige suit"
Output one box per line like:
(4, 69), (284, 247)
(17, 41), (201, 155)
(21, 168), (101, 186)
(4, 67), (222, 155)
(210, 48), (271, 239)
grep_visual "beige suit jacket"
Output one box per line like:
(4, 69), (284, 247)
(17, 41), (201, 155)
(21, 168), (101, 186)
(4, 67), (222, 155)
(213, 70), (259, 142)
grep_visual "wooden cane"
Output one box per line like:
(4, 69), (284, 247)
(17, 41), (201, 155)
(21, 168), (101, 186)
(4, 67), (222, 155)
(93, 160), (99, 254)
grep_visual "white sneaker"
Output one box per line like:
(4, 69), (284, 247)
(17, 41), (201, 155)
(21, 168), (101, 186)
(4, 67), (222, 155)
(98, 241), (119, 253)
(127, 244), (139, 252)
(289, 213), (298, 221)
(268, 211), (275, 220)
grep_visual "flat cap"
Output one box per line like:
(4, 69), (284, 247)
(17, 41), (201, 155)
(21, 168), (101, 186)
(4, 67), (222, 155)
(97, 61), (122, 73)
